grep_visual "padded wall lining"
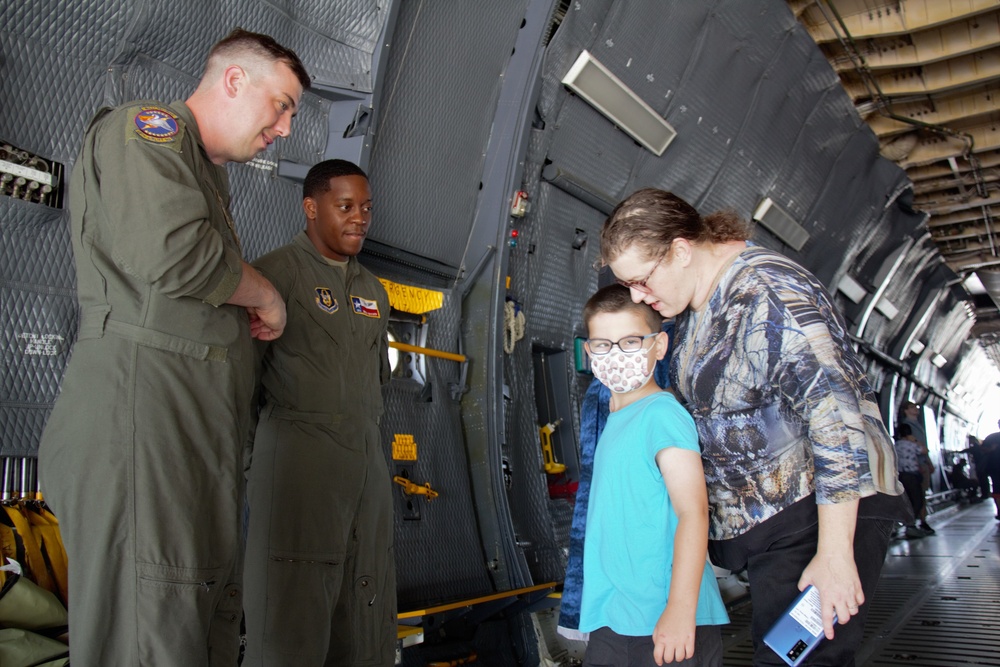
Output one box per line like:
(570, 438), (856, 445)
(1, 0), (383, 456)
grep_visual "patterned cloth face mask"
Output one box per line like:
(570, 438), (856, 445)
(590, 345), (655, 394)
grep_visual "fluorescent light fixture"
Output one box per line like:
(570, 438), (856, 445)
(837, 274), (867, 303)
(909, 340), (925, 355)
(874, 298), (899, 320)
(964, 272), (987, 295)
(562, 50), (677, 156)
(931, 353), (947, 368)
(752, 198), (810, 251)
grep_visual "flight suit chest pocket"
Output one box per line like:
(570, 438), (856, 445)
(293, 289), (343, 349)
(345, 292), (386, 350)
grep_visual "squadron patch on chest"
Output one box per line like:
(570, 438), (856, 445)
(133, 107), (180, 143)
(315, 287), (338, 314)
(351, 295), (380, 318)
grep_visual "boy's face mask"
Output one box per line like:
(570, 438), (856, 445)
(591, 346), (654, 394)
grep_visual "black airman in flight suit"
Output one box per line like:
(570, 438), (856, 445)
(243, 159), (396, 667)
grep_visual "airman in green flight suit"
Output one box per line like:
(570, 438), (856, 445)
(38, 29), (310, 667)
(243, 160), (396, 666)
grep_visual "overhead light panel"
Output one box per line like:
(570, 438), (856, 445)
(931, 353), (947, 368)
(874, 298), (899, 320)
(909, 340), (925, 355)
(562, 50), (677, 156)
(837, 274), (867, 303)
(752, 198), (809, 251)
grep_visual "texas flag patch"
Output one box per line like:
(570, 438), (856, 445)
(351, 295), (381, 318)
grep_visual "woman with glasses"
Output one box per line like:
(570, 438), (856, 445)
(599, 188), (909, 667)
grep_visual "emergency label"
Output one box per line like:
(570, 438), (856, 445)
(378, 279), (444, 314)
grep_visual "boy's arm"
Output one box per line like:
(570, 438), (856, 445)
(652, 447), (710, 665)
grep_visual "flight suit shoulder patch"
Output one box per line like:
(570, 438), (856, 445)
(315, 287), (339, 314)
(127, 106), (184, 150)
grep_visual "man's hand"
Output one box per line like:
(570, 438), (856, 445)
(228, 262), (286, 340)
(247, 298), (285, 340)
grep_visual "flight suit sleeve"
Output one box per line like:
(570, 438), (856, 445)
(244, 251), (294, 472)
(96, 110), (243, 305)
(247, 254), (291, 378)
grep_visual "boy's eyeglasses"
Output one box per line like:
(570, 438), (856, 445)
(586, 333), (657, 356)
(615, 253), (665, 294)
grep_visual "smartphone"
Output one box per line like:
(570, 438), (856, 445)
(763, 585), (833, 666)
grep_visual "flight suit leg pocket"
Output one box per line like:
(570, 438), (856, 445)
(350, 545), (396, 666)
(263, 550), (344, 661)
(135, 561), (226, 666)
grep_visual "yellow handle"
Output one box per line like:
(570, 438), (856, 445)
(392, 475), (440, 501)
(388, 341), (466, 363)
(539, 421), (566, 474)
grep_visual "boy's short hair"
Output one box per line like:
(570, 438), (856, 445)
(897, 423), (913, 439)
(583, 284), (663, 334)
(303, 159), (369, 199)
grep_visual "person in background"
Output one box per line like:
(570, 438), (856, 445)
(38, 28), (310, 666)
(947, 457), (979, 503)
(963, 435), (991, 502)
(981, 433), (1000, 520)
(243, 159), (395, 666)
(898, 401), (936, 534)
(576, 284), (728, 667)
(894, 424), (930, 538)
(599, 188), (909, 666)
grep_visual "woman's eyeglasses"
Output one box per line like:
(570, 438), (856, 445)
(615, 253), (665, 294)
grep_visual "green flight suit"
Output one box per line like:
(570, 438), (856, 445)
(38, 101), (252, 666)
(243, 232), (395, 667)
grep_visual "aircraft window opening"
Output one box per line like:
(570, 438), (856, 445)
(386, 320), (428, 385)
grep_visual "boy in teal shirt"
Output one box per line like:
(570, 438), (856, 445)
(579, 284), (727, 666)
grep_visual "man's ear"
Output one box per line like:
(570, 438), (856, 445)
(222, 65), (247, 99)
(303, 196), (316, 220)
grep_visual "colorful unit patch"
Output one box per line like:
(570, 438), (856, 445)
(351, 295), (381, 318)
(133, 107), (180, 143)
(315, 287), (338, 313)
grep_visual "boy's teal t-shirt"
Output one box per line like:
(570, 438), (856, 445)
(578, 391), (729, 634)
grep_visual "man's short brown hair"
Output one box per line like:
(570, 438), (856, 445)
(206, 27), (311, 90)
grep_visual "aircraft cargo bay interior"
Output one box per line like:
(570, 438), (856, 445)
(2, 1), (1000, 665)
